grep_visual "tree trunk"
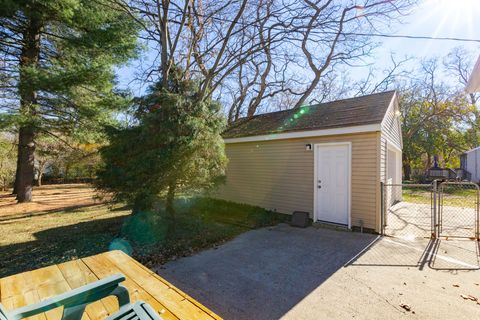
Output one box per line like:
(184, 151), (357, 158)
(15, 15), (42, 203)
(64, 163), (70, 183)
(37, 169), (43, 186)
(426, 153), (432, 171)
(165, 181), (176, 220)
(16, 126), (36, 202)
(36, 161), (47, 186)
(12, 156), (20, 195)
(403, 153), (411, 181)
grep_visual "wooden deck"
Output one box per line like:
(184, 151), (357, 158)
(0, 250), (222, 320)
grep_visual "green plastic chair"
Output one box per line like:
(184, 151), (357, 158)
(0, 274), (163, 320)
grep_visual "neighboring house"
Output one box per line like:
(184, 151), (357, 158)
(465, 54), (480, 93)
(216, 91), (402, 233)
(460, 148), (480, 183)
(462, 54), (480, 183)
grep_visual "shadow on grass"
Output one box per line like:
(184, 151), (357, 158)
(0, 215), (128, 277)
(0, 197), (288, 278)
(0, 203), (113, 224)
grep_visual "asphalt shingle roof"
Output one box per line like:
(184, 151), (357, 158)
(223, 90), (396, 139)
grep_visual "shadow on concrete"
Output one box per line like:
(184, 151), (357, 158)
(347, 236), (480, 271)
(427, 239), (480, 270)
(157, 225), (377, 320)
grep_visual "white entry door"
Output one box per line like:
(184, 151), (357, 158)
(315, 143), (350, 225)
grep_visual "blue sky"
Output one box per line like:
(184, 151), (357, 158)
(372, 0), (480, 68)
(115, 0), (480, 96)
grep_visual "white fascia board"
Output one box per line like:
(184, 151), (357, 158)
(223, 123), (381, 144)
(464, 146), (480, 154)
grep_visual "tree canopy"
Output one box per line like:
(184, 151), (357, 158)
(96, 68), (227, 216)
(0, 0), (140, 201)
(399, 57), (477, 180)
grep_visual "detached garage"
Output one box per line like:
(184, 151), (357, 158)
(216, 90), (402, 233)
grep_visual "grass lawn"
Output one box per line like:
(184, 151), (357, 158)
(0, 184), (288, 277)
(402, 186), (478, 208)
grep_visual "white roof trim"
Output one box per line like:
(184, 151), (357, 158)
(463, 145), (480, 154)
(466, 54), (480, 93)
(223, 123), (381, 144)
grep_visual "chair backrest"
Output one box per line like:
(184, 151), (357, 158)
(3, 274), (129, 320)
(0, 304), (11, 320)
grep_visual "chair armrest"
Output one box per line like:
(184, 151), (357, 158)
(8, 274), (130, 320)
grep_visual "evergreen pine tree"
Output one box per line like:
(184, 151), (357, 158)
(0, 0), (139, 201)
(96, 68), (227, 218)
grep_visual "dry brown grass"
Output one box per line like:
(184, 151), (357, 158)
(0, 184), (130, 277)
(0, 184), (287, 278)
(0, 184), (103, 218)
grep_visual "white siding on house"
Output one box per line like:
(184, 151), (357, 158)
(380, 94), (402, 183)
(379, 94), (403, 213)
(464, 148), (480, 183)
(381, 93), (402, 151)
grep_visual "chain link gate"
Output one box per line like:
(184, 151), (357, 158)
(381, 181), (480, 240)
(437, 181), (480, 240)
(381, 182), (435, 239)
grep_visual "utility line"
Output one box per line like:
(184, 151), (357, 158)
(125, 4), (480, 44)
(343, 32), (480, 43)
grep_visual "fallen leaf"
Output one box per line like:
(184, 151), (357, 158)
(400, 304), (412, 312)
(460, 294), (478, 302)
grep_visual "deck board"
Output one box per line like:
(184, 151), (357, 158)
(0, 251), (221, 320)
(56, 260), (111, 320)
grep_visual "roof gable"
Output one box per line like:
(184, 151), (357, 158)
(223, 90), (396, 139)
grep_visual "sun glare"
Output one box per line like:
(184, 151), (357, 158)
(428, 0), (478, 11)
(420, 0), (479, 38)
(424, 0), (480, 18)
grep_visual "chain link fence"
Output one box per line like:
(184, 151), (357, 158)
(381, 183), (434, 239)
(381, 181), (480, 240)
(438, 182), (479, 240)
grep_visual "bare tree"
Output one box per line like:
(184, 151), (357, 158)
(444, 47), (479, 105)
(399, 57), (474, 179)
(287, 0), (415, 108)
(444, 47), (480, 148)
(354, 54), (411, 95)
(116, 0), (416, 117)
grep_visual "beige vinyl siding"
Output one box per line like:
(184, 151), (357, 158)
(215, 132), (380, 230)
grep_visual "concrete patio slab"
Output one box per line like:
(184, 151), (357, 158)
(156, 224), (480, 320)
(385, 201), (478, 239)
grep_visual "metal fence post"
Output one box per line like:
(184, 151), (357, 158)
(477, 184), (480, 241)
(432, 180), (437, 239)
(380, 182), (384, 236)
